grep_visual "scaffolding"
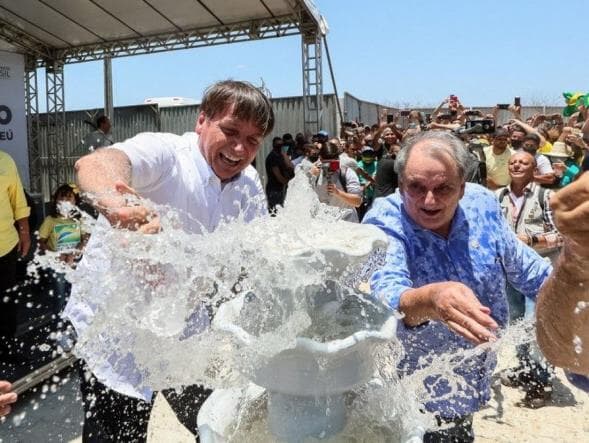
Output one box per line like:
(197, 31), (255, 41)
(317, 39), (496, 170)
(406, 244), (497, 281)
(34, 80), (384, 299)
(0, 0), (326, 196)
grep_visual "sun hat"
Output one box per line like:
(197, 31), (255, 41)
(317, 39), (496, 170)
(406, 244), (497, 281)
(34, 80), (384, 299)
(544, 141), (573, 158)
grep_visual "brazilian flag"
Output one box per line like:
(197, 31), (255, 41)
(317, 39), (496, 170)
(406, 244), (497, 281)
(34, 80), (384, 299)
(562, 92), (589, 116)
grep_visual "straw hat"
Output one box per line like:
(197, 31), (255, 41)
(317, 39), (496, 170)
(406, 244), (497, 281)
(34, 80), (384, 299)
(544, 141), (573, 158)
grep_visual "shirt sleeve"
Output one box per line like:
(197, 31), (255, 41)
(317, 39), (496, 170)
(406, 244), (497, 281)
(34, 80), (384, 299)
(38, 216), (53, 240)
(363, 200), (413, 310)
(112, 133), (177, 193)
(536, 155), (554, 175)
(344, 168), (362, 195)
(8, 158), (30, 220)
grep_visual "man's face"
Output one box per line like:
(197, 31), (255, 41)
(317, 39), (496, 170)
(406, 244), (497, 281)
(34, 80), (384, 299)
(510, 130), (525, 147)
(522, 139), (539, 155)
(195, 107), (264, 181)
(493, 135), (509, 150)
(401, 144), (465, 237)
(383, 130), (397, 145)
(101, 119), (112, 134)
(508, 152), (535, 183)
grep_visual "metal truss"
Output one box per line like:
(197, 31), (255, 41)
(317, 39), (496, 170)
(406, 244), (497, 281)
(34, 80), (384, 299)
(52, 15), (300, 65)
(45, 61), (66, 193)
(301, 29), (323, 136)
(25, 55), (41, 194)
(0, 19), (53, 61)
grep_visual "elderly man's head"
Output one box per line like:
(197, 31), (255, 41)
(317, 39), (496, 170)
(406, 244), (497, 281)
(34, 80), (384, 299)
(508, 151), (536, 185)
(395, 132), (468, 237)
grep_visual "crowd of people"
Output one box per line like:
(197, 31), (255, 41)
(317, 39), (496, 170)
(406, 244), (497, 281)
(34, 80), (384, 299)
(1, 86), (589, 442)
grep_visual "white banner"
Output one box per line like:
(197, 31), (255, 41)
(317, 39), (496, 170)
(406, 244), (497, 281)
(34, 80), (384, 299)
(0, 51), (28, 188)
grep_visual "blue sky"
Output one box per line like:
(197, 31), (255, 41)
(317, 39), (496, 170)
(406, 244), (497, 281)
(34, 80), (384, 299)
(52, 0), (588, 111)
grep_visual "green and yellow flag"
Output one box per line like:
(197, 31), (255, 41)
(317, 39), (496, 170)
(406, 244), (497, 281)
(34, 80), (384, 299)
(562, 92), (589, 116)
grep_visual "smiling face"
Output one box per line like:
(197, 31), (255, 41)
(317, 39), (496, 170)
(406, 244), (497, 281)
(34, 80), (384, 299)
(195, 107), (264, 181)
(508, 151), (535, 185)
(401, 144), (465, 237)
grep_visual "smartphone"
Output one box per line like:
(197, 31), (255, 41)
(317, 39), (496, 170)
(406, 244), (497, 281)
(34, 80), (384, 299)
(386, 113), (395, 124)
(514, 97), (521, 107)
(400, 110), (410, 117)
(497, 104), (510, 110)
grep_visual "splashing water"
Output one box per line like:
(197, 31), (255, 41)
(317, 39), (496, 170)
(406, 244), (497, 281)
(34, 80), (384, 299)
(27, 173), (558, 439)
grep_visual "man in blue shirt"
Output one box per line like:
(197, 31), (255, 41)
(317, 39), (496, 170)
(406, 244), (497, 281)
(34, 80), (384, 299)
(363, 131), (552, 441)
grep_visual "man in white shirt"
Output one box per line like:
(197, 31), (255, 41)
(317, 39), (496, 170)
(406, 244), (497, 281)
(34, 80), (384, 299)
(67, 80), (274, 441)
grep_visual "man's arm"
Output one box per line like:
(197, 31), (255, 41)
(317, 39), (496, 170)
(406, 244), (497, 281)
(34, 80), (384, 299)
(509, 119), (548, 147)
(75, 148), (154, 230)
(536, 173), (589, 374)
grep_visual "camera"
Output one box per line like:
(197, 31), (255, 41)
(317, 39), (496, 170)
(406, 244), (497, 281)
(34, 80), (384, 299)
(321, 160), (340, 183)
(457, 119), (495, 135)
(514, 96), (521, 107)
(386, 113), (395, 124)
(497, 104), (510, 110)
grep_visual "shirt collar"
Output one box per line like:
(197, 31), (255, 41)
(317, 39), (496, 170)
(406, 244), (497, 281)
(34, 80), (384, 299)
(507, 181), (535, 195)
(187, 132), (242, 187)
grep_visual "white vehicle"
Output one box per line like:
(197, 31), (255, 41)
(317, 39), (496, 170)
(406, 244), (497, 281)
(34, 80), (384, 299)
(144, 97), (199, 107)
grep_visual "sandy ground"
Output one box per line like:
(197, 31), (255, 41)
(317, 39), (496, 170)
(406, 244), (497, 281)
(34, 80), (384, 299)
(1, 358), (587, 442)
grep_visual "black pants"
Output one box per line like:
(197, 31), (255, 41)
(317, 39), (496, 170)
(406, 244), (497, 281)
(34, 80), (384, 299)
(423, 414), (474, 443)
(79, 364), (212, 442)
(0, 246), (19, 359)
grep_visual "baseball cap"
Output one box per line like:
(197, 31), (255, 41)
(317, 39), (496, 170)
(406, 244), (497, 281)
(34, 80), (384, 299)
(317, 130), (329, 138)
(361, 146), (375, 154)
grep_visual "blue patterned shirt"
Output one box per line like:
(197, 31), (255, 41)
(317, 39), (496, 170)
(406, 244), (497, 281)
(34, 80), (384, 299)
(363, 183), (552, 418)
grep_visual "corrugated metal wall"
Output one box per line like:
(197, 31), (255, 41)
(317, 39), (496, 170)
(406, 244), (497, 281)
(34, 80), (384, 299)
(343, 92), (398, 126)
(34, 95), (339, 198)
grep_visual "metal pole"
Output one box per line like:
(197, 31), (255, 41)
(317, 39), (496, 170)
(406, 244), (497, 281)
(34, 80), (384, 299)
(322, 35), (343, 126)
(104, 56), (113, 120)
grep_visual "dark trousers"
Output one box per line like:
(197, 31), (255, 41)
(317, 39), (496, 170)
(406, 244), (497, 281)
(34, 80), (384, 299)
(79, 364), (212, 442)
(0, 246), (19, 359)
(423, 415), (474, 443)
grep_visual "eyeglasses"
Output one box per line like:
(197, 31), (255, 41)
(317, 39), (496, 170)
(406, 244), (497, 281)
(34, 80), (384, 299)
(403, 182), (459, 199)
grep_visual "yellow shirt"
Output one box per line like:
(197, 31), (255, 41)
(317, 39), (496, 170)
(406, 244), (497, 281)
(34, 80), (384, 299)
(483, 145), (514, 187)
(0, 150), (30, 257)
(538, 141), (553, 154)
(39, 216), (82, 252)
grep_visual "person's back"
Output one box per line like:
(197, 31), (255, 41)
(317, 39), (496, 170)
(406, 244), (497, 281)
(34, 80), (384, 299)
(373, 156), (398, 199)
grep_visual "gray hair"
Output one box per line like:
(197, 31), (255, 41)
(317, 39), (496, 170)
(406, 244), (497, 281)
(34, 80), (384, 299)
(395, 131), (471, 182)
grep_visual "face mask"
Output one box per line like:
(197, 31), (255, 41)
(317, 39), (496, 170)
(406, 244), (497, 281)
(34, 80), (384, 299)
(511, 139), (523, 148)
(308, 155), (319, 162)
(57, 200), (76, 218)
(361, 156), (375, 164)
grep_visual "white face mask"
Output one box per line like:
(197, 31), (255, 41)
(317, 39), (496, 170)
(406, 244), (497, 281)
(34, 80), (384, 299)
(57, 200), (76, 218)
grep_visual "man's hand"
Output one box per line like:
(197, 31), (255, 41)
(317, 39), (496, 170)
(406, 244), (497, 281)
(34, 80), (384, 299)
(104, 181), (161, 234)
(17, 231), (30, 257)
(550, 172), (589, 258)
(428, 282), (498, 345)
(0, 381), (17, 417)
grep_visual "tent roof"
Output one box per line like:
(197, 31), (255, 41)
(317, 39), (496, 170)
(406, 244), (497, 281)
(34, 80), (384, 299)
(0, 0), (322, 65)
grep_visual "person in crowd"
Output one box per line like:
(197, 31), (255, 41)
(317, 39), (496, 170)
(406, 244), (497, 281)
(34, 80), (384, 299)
(315, 129), (329, 145)
(536, 172), (589, 385)
(484, 128), (514, 190)
(0, 380), (17, 417)
(516, 132), (556, 185)
(545, 141), (581, 188)
(356, 146), (379, 220)
(373, 152), (399, 199)
(308, 141), (362, 222)
(67, 80), (274, 441)
(496, 151), (561, 407)
(291, 132), (307, 167)
(374, 124), (402, 158)
(38, 184), (88, 313)
(295, 143), (320, 176)
(80, 115), (113, 152)
(265, 136), (294, 213)
(363, 131), (567, 441)
(0, 150), (31, 363)
(339, 138), (359, 172)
